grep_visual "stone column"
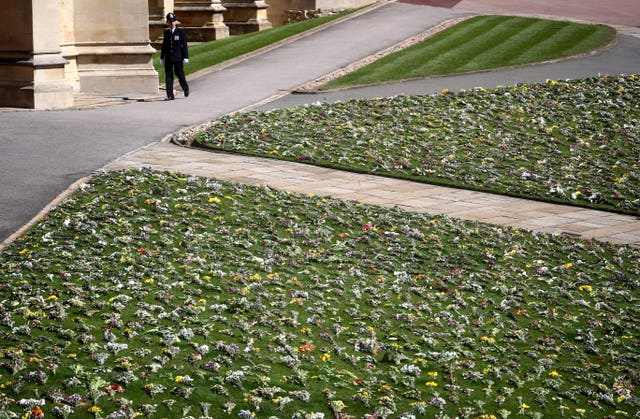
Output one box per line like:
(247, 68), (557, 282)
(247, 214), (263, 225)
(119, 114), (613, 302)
(222, 0), (272, 35)
(174, 0), (230, 42)
(0, 0), (74, 109)
(149, 0), (174, 46)
(73, 0), (158, 95)
(60, 0), (80, 92)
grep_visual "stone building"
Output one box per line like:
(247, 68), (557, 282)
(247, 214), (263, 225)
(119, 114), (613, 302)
(1, 0), (370, 110)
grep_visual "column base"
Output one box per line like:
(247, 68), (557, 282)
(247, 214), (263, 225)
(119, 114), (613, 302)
(75, 43), (159, 95)
(223, 1), (272, 35)
(175, 4), (230, 42)
(0, 52), (74, 110)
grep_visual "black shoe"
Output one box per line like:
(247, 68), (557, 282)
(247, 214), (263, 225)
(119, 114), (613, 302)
(165, 96), (174, 101)
(184, 88), (189, 97)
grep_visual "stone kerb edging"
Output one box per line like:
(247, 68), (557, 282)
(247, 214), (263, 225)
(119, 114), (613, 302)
(163, 121), (215, 146)
(294, 15), (473, 92)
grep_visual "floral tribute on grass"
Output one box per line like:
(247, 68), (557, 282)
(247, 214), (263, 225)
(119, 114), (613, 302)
(196, 75), (640, 215)
(0, 169), (639, 418)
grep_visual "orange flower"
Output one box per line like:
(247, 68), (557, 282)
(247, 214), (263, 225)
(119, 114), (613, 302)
(30, 406), (44, 419)
(299, 344), (316, 352)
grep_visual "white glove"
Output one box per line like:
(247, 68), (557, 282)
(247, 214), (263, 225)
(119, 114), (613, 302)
(183, 58), (189, 64)
(160, 59), (164, 65)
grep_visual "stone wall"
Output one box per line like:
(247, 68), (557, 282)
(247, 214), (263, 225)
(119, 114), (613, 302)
(268, 0), (373, 26)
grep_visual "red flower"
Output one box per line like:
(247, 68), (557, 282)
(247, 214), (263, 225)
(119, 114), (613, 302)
(105, 383), (124, 393)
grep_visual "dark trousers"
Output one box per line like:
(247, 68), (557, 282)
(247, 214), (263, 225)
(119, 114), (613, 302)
(165, 60), (189, 99)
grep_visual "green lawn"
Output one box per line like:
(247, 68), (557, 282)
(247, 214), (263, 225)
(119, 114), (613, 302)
(321, 15), (616, 90)
(0, 168), (638, 418)
(196, 75), (640, 215)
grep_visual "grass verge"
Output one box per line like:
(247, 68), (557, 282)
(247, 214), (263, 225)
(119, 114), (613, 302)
(196, 75), (640, 215)
(320, 15), (616, 90)
(0, 168), (638, 418)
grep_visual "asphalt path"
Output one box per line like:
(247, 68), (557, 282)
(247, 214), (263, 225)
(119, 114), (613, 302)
(1, 0), (639, 243)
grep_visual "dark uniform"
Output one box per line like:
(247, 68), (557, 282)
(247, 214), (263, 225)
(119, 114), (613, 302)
(160, 13), (189, 100)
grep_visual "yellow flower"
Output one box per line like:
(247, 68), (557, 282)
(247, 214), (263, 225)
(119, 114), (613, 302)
(88, 406), (103, 413)
(480, 336), (495, 344)
(578, 285), (593, 293)
(549, 370), (561, 377)
(378, 384), (392, 393)
(425, 381), (438, 387)
(320, 353), (331, 362)
(427, 371), (438, 378)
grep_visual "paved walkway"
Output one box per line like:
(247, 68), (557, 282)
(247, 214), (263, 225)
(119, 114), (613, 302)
(2, 0), (640, 248)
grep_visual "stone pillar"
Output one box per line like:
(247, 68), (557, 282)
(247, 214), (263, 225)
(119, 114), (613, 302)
(174, 0), (230, 42)
(222, 0), (272, 35)
(73, 0), (158, 95)
(0, 0), (74, 109)
(149, 0), (174, 47)
(60, 0), (80, 92)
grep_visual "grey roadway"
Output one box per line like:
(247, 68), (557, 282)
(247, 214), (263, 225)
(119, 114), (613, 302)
(1, 0), (639, 242)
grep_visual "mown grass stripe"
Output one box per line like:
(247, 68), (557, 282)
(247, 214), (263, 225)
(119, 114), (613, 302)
(336, 16), (500, 83)
(433, 16), (541, 74)
(456, 19), (562, 71)
(522, 24), (607, 62)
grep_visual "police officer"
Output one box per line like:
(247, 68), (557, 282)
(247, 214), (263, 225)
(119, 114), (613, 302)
(160, 12), (190, 100)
